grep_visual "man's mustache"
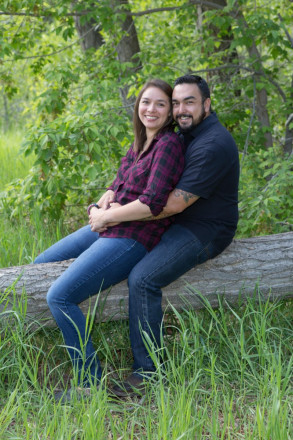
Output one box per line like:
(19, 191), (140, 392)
(175, 114), (192, 120)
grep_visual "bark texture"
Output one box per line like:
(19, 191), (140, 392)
(73, 0), (141, 116)
(0, 233), (292, 326)
(234, 5), (273, 149)
(114, 0), (142, 116)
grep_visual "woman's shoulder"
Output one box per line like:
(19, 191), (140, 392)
(156, 130), (182, 145)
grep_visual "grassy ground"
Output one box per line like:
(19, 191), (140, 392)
(0, 132), (292, 439)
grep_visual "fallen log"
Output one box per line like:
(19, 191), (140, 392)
(0, 232), (293, 325)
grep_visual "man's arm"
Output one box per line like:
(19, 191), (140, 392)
(89, 188), (199, 232)
(144, 188), (199, 220)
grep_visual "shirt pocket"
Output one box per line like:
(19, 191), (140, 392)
(127, 157), (151, 193)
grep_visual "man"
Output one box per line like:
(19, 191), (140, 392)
(111, 74), (240, 397)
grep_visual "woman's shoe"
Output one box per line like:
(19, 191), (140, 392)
(53, 386), (92, 404)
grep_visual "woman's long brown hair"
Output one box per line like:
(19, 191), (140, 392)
(133, 79), (175, 153)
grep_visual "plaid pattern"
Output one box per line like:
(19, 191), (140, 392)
(100, 131), (185, 251)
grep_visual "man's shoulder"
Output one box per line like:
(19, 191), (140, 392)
(188, 116), (237, 153)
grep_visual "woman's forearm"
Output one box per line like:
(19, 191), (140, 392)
(105, 200), (152, 223)
(88, 200), (152, 232)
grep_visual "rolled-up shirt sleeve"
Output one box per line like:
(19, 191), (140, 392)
(139, 133), (185, 216)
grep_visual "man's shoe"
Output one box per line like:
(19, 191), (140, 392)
(111, 373), (148, 398)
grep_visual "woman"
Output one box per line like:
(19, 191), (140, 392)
(34, 79), (184, 400)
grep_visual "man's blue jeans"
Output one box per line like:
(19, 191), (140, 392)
(34, 225), (147, 386)
(128, 224), (221, 375)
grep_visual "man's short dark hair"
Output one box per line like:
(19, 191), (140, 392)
(174, 74), (210, 102)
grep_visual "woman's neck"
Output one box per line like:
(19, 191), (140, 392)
(144, 129), (157, 151)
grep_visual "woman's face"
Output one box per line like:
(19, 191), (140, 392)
(138, 86), (171, 136)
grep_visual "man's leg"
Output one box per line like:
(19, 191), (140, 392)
(128, 224), (219, 375)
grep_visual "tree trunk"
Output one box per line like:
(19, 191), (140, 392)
(198, 0), (273, 148)
(72, 1), (104, 51)
(0, 233), (292, 326)
(200, 0), (240, 87)
(74, 15), (104, 51)
(284, 74), (293, 156)
(234, 6), (273, 149)
(73, 0), (141, 117)
(113, 0), (142, 117)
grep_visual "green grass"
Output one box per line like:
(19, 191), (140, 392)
(0, 131), (35, 191)
(0, 291), (292, 439)
(0, 132), (292, 439)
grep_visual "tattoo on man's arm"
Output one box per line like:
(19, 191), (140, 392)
(173, 189), (198, 204)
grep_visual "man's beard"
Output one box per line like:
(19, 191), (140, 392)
(176, 104), (206, 133)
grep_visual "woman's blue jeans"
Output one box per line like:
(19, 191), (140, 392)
(128, 224), (222, 375)
(34, 225), (147, 386)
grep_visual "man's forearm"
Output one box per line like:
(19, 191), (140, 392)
(143, 189), (199, 221)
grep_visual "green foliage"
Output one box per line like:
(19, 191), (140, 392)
(238, 148), (293, 237)
(0, 0), (293, 233)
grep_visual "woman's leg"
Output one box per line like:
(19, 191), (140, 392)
(46, 237), (147, 386)
(34, 225), (98, 263)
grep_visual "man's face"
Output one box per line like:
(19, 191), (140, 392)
(172, 83), (211, 132)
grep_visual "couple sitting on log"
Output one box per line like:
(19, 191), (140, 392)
(34, 74), (239, 403)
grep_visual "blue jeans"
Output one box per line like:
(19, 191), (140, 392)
(128, 224), (221, 375)
(34, 225), (147, 386)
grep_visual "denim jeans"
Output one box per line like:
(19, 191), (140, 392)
(128, 224), (221, 375)
(34, 225), (147, 386)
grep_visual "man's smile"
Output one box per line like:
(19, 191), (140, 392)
(176, 114), (192, 121)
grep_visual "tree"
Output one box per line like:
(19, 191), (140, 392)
(0, 0), (292, 235)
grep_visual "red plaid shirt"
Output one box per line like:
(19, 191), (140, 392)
(100, 131), (185, 251)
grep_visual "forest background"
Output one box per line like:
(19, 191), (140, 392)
(0, 1), (293, 438)
(1, 0), (293, 248)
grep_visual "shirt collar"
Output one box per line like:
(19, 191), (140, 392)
(179, 112), (218, 145)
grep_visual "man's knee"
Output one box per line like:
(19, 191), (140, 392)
(128, 265), (145, 294)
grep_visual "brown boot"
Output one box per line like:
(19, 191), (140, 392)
(111, 373), (147, 398)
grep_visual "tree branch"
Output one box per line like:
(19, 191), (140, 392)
(2, 25), (97, 61)
(241, 75), (256, 168)
(0, 1), (222, 19)
(278, 13), (293, 48)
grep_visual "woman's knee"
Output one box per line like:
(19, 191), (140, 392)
(46, 288), (55, 309)
(46, 283), (62, 311)
(34, 253), (46, 264)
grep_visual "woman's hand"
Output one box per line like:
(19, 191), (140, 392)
(88, 207), (119, 232)
(109, 202), (122, 210)
(88, 207), (108, 232)
(96, 190), (115, 210)
(89, 199), (152, 232)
